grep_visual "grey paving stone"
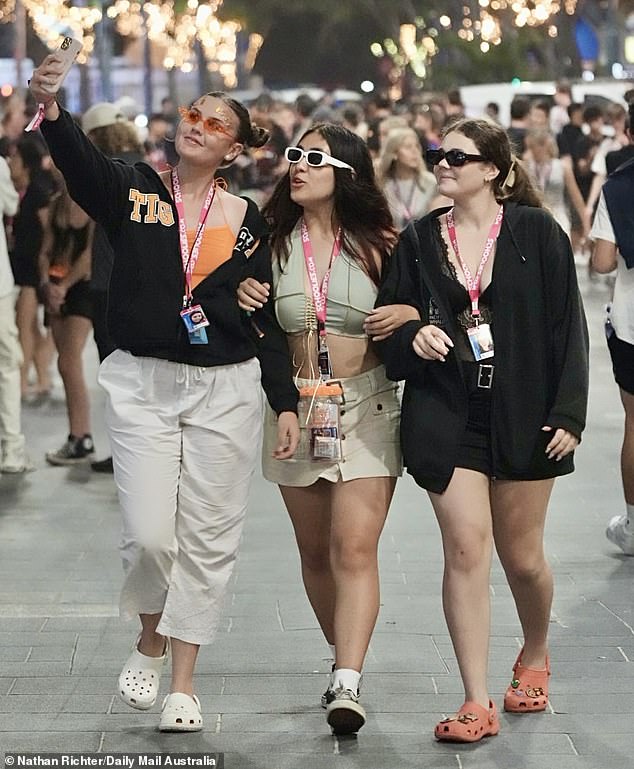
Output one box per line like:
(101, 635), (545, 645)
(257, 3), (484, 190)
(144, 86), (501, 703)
(0, 649), (30, 662)
(0, 694), (112, 713)
(0, 733), (102, 752)
(0, 662), (72, 677)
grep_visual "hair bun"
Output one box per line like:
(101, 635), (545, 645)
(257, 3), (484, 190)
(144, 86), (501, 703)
(248, 124), (270, 149)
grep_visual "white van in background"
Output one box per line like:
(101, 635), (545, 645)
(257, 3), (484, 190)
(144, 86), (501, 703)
(461, 79), (633, 126)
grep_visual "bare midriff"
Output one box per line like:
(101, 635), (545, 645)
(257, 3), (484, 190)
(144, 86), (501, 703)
(288, 331), (381, 380)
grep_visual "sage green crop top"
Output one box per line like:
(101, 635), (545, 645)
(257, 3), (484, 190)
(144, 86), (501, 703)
(273, 229), (377, 337)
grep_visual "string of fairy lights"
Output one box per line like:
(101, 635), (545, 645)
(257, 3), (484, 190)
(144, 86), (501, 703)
(371, 1), (579, 90)
(0, 1), (580, 88)
(0, 0), (244, 87)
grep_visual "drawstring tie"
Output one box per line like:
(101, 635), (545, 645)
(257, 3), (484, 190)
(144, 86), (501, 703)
(175, 364), (204, 388)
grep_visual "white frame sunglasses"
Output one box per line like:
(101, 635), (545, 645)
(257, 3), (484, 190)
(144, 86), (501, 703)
(284, 146), (354, 171)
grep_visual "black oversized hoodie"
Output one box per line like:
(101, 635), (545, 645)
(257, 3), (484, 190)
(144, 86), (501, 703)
(41, 108), (298, 415)
(376, 203), (589, 493)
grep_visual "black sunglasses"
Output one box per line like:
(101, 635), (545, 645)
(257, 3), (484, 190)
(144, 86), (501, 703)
(426, 148), (486, 167)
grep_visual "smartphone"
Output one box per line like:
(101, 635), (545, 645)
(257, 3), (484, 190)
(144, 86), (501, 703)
(41, 36), (83, 95)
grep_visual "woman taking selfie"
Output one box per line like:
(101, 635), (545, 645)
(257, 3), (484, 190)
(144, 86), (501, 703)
(30, 55), (299, 733)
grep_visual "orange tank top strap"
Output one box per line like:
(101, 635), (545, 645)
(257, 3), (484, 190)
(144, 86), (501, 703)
(187, 190), (237, 289)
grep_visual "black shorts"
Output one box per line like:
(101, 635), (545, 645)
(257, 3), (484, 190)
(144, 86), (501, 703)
(608, 332), (634, 395)
(455, 362), (493, 477)
(62, 280), (93, 320)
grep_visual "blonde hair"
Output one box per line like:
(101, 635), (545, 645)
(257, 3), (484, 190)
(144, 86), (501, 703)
(525, 128), (558, 159)
(377, 127), (435, 194)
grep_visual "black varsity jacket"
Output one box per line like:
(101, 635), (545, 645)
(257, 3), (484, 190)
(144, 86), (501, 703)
(41, 109), (298, 415)
(376, 203), (589, 493)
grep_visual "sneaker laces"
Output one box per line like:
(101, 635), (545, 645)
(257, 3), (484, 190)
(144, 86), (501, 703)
(332, 685), (359, 702)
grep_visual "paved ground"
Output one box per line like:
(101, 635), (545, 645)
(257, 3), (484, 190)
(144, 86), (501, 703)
(0, 266), (632, 769)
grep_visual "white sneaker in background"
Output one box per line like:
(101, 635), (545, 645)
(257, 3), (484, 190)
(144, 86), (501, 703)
(606, 515), (634, 556)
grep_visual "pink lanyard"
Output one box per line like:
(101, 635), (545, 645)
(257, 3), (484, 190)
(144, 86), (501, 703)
(171, 168), (216, 307)
(301, 219), (342, 337)
(446, 205), (503, 318)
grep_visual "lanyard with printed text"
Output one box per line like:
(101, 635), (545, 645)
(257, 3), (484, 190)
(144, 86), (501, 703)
(301, 219), (342, 339)
(171, 168), (216, 307)
(446, 205), (503, 319)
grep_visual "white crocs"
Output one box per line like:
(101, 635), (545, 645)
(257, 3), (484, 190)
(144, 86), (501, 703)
(159, 692), (203, 732)
(118, 636), (169, 710)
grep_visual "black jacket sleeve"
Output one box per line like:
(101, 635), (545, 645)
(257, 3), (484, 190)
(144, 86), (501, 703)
(40, 108), (132, 234)
(374, 226), (426, 382)
(241, 224), (298, 416)
(543, 218), (589, 439)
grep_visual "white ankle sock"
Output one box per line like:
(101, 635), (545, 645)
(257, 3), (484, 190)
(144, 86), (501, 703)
(333, 667), (361, 693)
(625, 504), (634, 534)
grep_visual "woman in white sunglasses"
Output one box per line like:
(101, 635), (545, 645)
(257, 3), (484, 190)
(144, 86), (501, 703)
(238, 124), (417, 734)
(376, 118), (588, 743)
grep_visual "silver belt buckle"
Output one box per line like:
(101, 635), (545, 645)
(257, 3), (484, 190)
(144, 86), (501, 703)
(477, 364), (494, 389)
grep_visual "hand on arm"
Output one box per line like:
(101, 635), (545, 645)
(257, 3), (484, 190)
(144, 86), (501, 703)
(364, 304), (421, 341)
(237, 277), (270, 311)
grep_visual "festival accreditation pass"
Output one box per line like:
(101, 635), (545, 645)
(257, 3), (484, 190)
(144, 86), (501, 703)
(3, 755), (224, 768)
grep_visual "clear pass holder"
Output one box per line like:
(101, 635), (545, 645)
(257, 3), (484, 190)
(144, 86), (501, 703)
(297, 381), (343, 461)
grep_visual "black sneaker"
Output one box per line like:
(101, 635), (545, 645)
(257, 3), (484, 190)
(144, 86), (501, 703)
(46, 434), (95, 466)
(321, 663), (336, 709)
(326, 686), (366, 735)
(91, 456), (114, 474)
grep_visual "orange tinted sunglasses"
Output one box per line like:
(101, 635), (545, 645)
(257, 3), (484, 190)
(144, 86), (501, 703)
(178, 106), (235, 139)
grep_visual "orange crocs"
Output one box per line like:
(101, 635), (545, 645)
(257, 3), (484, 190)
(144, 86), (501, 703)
(504, 649), (550, 713)
(435, 700), (500, 743)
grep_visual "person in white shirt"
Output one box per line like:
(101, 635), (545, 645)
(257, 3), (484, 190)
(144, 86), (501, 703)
(0, 154), (32, 473)
(591, 182), (634, 555)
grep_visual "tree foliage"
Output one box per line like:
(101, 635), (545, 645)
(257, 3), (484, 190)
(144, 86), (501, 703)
(220, 0), (580, 89)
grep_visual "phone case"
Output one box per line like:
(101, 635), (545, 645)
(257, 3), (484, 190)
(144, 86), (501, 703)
(42, 37), (83, 95)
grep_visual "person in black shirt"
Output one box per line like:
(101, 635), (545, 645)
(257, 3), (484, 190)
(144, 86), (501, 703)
(30, 55), (299, 733)
(8, 135), (56, 401)
(376, 119), (588, 744)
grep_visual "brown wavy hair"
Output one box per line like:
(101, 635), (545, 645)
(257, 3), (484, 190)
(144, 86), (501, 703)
(262, 123), (397, 285)
(442, 117), (543, 208)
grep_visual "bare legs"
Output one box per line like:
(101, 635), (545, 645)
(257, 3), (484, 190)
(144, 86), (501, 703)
(429, 469), (493, 708)
(619, 389), (634, 505)
(281, 475), (396, 673)
(429, 470), (554, 711)
(281, 480), (336, 644)
(137, 613), (198, 696)
(492, 478), (554, 669)
(15, 287), (54, 397)
(50, 314), (92, 436)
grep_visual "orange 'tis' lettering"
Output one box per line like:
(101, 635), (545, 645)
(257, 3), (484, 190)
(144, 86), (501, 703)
(128, 189), (147, 222)
(128, 189), (175, 226)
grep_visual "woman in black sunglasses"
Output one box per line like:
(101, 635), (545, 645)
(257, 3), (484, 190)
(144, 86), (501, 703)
(238, 123), (417, 734)
(376, 118), (588, 743)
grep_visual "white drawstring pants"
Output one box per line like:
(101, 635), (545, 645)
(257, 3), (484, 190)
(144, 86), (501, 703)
(98, 350), (263, 645)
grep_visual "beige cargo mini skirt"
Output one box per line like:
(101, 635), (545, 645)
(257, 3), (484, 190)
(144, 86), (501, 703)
(262, 365), (402, 487)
